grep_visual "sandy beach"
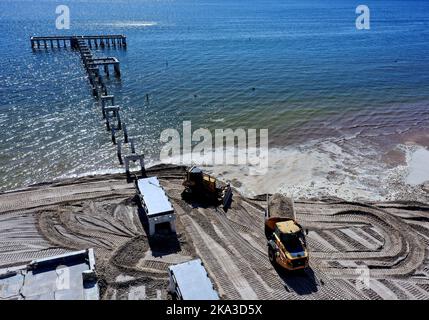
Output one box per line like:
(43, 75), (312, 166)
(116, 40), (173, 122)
(1, 164), (428, 300)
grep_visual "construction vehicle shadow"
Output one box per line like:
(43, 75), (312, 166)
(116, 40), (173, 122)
(181, 192), (231, 213)
(273, 264), (319, 295)
(181, 196), (215, 209)
(135, 198), (181, 257)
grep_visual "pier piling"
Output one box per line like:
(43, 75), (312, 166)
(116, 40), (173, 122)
(100, 95), (115, 118)
(130, 138), (136, 154)
(123, 123), (129, 143)
(111, 127), (116, 144)
(117, 141), (123, 164)
(31, 35), (126, 50)
(104, 106), (122, 134)
(124, 154), (145, 178)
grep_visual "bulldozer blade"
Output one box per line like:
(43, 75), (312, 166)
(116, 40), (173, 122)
(222, 185), (233, 209)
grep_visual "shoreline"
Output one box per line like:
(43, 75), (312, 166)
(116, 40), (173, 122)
(2, 103), (429, 199)
(2, 145), (429, 203)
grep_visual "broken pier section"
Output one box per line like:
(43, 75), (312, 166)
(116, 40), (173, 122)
(30, 35), (126, 49)
(31, 34), (145, 178)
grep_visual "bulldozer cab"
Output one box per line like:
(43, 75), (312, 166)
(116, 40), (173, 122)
(186, 166), (217, 192)
(185, 166), (203, 187)
(188, 166), (203, 181)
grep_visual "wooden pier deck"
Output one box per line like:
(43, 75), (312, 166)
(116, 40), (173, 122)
(31, 35), (124, 94)
(30, 35), (126, 49)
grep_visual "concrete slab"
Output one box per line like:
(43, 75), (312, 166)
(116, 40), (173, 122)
(0, 249), (99, 300)
(169, 258), (219, 300)
(0, 272), (24, 299)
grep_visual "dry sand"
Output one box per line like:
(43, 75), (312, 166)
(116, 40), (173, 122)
(0, 164), (429, 300)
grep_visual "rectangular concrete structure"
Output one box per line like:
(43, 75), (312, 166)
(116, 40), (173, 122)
(136, 177), (176, 236)
(168, 259), (219, 300)
(0, 249), (99, 300)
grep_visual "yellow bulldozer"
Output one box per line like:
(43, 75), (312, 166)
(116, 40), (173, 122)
(182, 166), (232, 209)
(265, 194), (309, 271)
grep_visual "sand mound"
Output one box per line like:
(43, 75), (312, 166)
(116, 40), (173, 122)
(268, 193), (295, 219)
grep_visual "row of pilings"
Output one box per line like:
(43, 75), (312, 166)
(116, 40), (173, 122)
(31, 35), (126, 49)
(31, 34), (145, 180)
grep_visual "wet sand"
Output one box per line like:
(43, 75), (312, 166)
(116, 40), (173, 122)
(0, 164), (429, 300)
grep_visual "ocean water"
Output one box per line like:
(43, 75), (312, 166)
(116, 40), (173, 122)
(0, 0), (429, 200)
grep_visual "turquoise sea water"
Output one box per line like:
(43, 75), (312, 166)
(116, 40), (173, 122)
(0, 0), (428, 199)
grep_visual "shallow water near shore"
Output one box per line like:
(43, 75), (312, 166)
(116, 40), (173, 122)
(1, 0), (429, 200)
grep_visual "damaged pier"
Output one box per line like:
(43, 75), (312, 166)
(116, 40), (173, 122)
(30, 35), (126, 49)
(31, 34), (145, 181)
